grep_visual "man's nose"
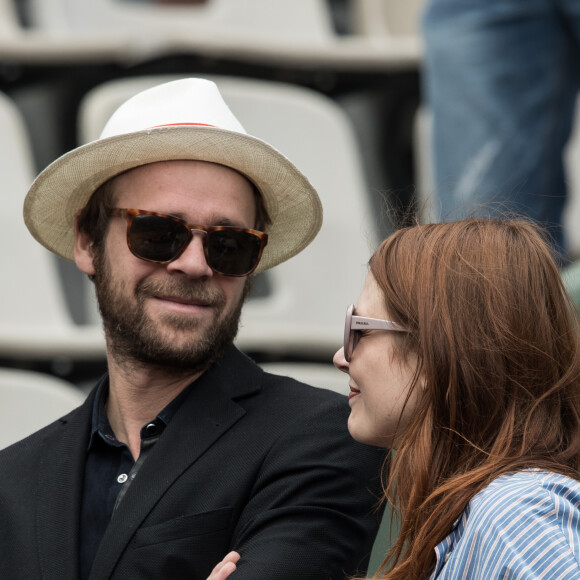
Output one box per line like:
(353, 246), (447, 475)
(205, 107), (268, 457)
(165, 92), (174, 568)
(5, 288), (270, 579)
(166, 231), (214, 278)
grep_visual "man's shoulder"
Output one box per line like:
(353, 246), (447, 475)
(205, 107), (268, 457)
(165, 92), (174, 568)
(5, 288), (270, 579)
(0, 403), (87, 464)
(218, 350), (359, 443)
(260, 367), (345, 398)
(219, 347), (347, 411)
(254, 366), (348, 419)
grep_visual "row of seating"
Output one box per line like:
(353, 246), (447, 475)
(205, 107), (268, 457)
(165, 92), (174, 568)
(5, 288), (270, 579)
(5, 74), (382, 359)
(0, 4), (415, 571)
(0, 0), (423, 70)
(4, 0), (580, 449)
(4, 79), (580, 442)
(1, 75), (380, 420)
(0, 1), (427, 463)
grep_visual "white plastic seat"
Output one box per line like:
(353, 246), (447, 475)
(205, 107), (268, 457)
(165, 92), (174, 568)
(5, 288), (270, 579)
(78, 75), (380, 358)
(0, 368), (86, 449)
(0, 0), (135, 63)
(0, 90), (106, 361)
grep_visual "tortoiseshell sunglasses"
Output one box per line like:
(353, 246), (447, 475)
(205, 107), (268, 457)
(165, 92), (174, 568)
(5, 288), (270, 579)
(111, 208), (268, 277)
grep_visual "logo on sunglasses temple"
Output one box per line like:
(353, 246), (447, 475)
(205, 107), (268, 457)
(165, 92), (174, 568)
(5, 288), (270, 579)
(110, 208), (268, 277)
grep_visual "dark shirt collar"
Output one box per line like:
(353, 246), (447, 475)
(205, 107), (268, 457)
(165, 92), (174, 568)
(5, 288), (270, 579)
(88, 373), (196, 451)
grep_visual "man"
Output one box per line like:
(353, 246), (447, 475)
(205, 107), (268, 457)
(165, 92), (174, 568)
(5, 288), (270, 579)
(0, 78), (385, 579)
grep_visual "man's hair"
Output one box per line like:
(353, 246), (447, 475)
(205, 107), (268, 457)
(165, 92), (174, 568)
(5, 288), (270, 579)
(365, 218), (580, 579)
(76, 164), (272, 250)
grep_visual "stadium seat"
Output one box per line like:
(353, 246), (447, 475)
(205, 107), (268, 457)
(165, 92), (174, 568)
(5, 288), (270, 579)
(0, 89), (106, 362)
(0, 368), (85, 449)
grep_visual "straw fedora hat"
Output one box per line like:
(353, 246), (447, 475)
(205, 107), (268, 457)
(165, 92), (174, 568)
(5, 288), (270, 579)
(23, 78), (323, 273)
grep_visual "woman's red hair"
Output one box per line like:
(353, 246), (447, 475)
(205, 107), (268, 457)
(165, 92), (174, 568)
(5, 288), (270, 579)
(362, 218), (580, 579)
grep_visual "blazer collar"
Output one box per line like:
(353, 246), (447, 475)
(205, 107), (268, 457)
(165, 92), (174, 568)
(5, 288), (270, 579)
(206, 345), (263, 399)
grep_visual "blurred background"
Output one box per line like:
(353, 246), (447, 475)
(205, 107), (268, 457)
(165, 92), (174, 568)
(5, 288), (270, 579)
(4, 0), (580, 571)
(0, 0), (426, 405)
(1, 3), (427, 566)
(3, 0), (580, 433)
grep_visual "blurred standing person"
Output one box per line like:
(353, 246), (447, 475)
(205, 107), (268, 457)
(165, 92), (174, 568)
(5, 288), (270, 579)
(421, 0), (580, 260)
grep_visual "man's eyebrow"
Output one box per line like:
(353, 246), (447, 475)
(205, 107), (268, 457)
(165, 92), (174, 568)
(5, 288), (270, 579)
(211, 217), (241, 227)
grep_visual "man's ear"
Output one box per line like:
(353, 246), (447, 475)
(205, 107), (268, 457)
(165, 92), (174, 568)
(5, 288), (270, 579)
(73, 217), (96, 276)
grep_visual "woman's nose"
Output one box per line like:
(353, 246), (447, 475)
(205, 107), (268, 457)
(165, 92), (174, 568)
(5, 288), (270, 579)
(333, 347), (349, 374)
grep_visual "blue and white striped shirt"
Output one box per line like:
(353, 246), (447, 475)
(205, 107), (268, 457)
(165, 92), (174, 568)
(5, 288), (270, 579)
(430, 470), (580, 579)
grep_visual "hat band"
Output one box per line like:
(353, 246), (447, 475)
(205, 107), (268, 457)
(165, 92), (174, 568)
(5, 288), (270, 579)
(149, 122), (216, 129)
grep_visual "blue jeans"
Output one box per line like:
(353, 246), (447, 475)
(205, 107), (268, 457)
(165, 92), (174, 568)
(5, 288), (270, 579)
(422, 0), (580, 258)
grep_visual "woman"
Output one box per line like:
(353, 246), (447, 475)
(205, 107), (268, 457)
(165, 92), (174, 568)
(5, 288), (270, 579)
(333, 218), (580, 579)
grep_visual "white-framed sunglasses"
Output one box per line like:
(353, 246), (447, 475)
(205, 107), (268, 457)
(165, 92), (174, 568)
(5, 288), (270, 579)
(343, 304), (407, 362)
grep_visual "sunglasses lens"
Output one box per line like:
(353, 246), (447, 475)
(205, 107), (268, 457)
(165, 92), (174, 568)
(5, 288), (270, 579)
(129, 214), (190, 262)
(206, 229), (263, 276)
(349, 330), (360, 360)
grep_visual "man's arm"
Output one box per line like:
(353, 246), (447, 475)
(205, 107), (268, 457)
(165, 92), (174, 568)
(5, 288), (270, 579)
(230, 397), (386, 579)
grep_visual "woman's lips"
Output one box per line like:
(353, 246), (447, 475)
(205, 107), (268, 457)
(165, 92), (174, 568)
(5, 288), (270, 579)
(348, 386), (361, 401)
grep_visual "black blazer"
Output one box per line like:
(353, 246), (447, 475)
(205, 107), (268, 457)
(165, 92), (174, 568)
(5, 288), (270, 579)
(0, 347), (385, 579)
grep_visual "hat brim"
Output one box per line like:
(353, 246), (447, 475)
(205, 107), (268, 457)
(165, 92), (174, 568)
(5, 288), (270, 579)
(23, 125), (323, 274)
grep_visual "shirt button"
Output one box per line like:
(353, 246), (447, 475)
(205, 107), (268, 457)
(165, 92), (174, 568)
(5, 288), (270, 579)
(145, 423), (159, 436)
(117, 473), (128, 484)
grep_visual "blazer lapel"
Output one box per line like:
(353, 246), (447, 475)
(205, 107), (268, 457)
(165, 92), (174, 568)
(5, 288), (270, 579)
(36, 393), (95, 580)
(89, 347), (260, 580)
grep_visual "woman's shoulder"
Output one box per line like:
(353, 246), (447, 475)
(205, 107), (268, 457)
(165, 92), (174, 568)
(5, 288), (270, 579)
(432, 471), (580, 579)
(470, 470), (580, 517)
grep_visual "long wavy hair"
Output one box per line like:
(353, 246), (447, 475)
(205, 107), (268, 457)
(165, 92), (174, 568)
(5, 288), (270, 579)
(365, 218), (580, 579)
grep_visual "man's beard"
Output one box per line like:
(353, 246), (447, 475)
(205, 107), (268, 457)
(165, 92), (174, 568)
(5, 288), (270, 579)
(91, 249), (248, 374)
